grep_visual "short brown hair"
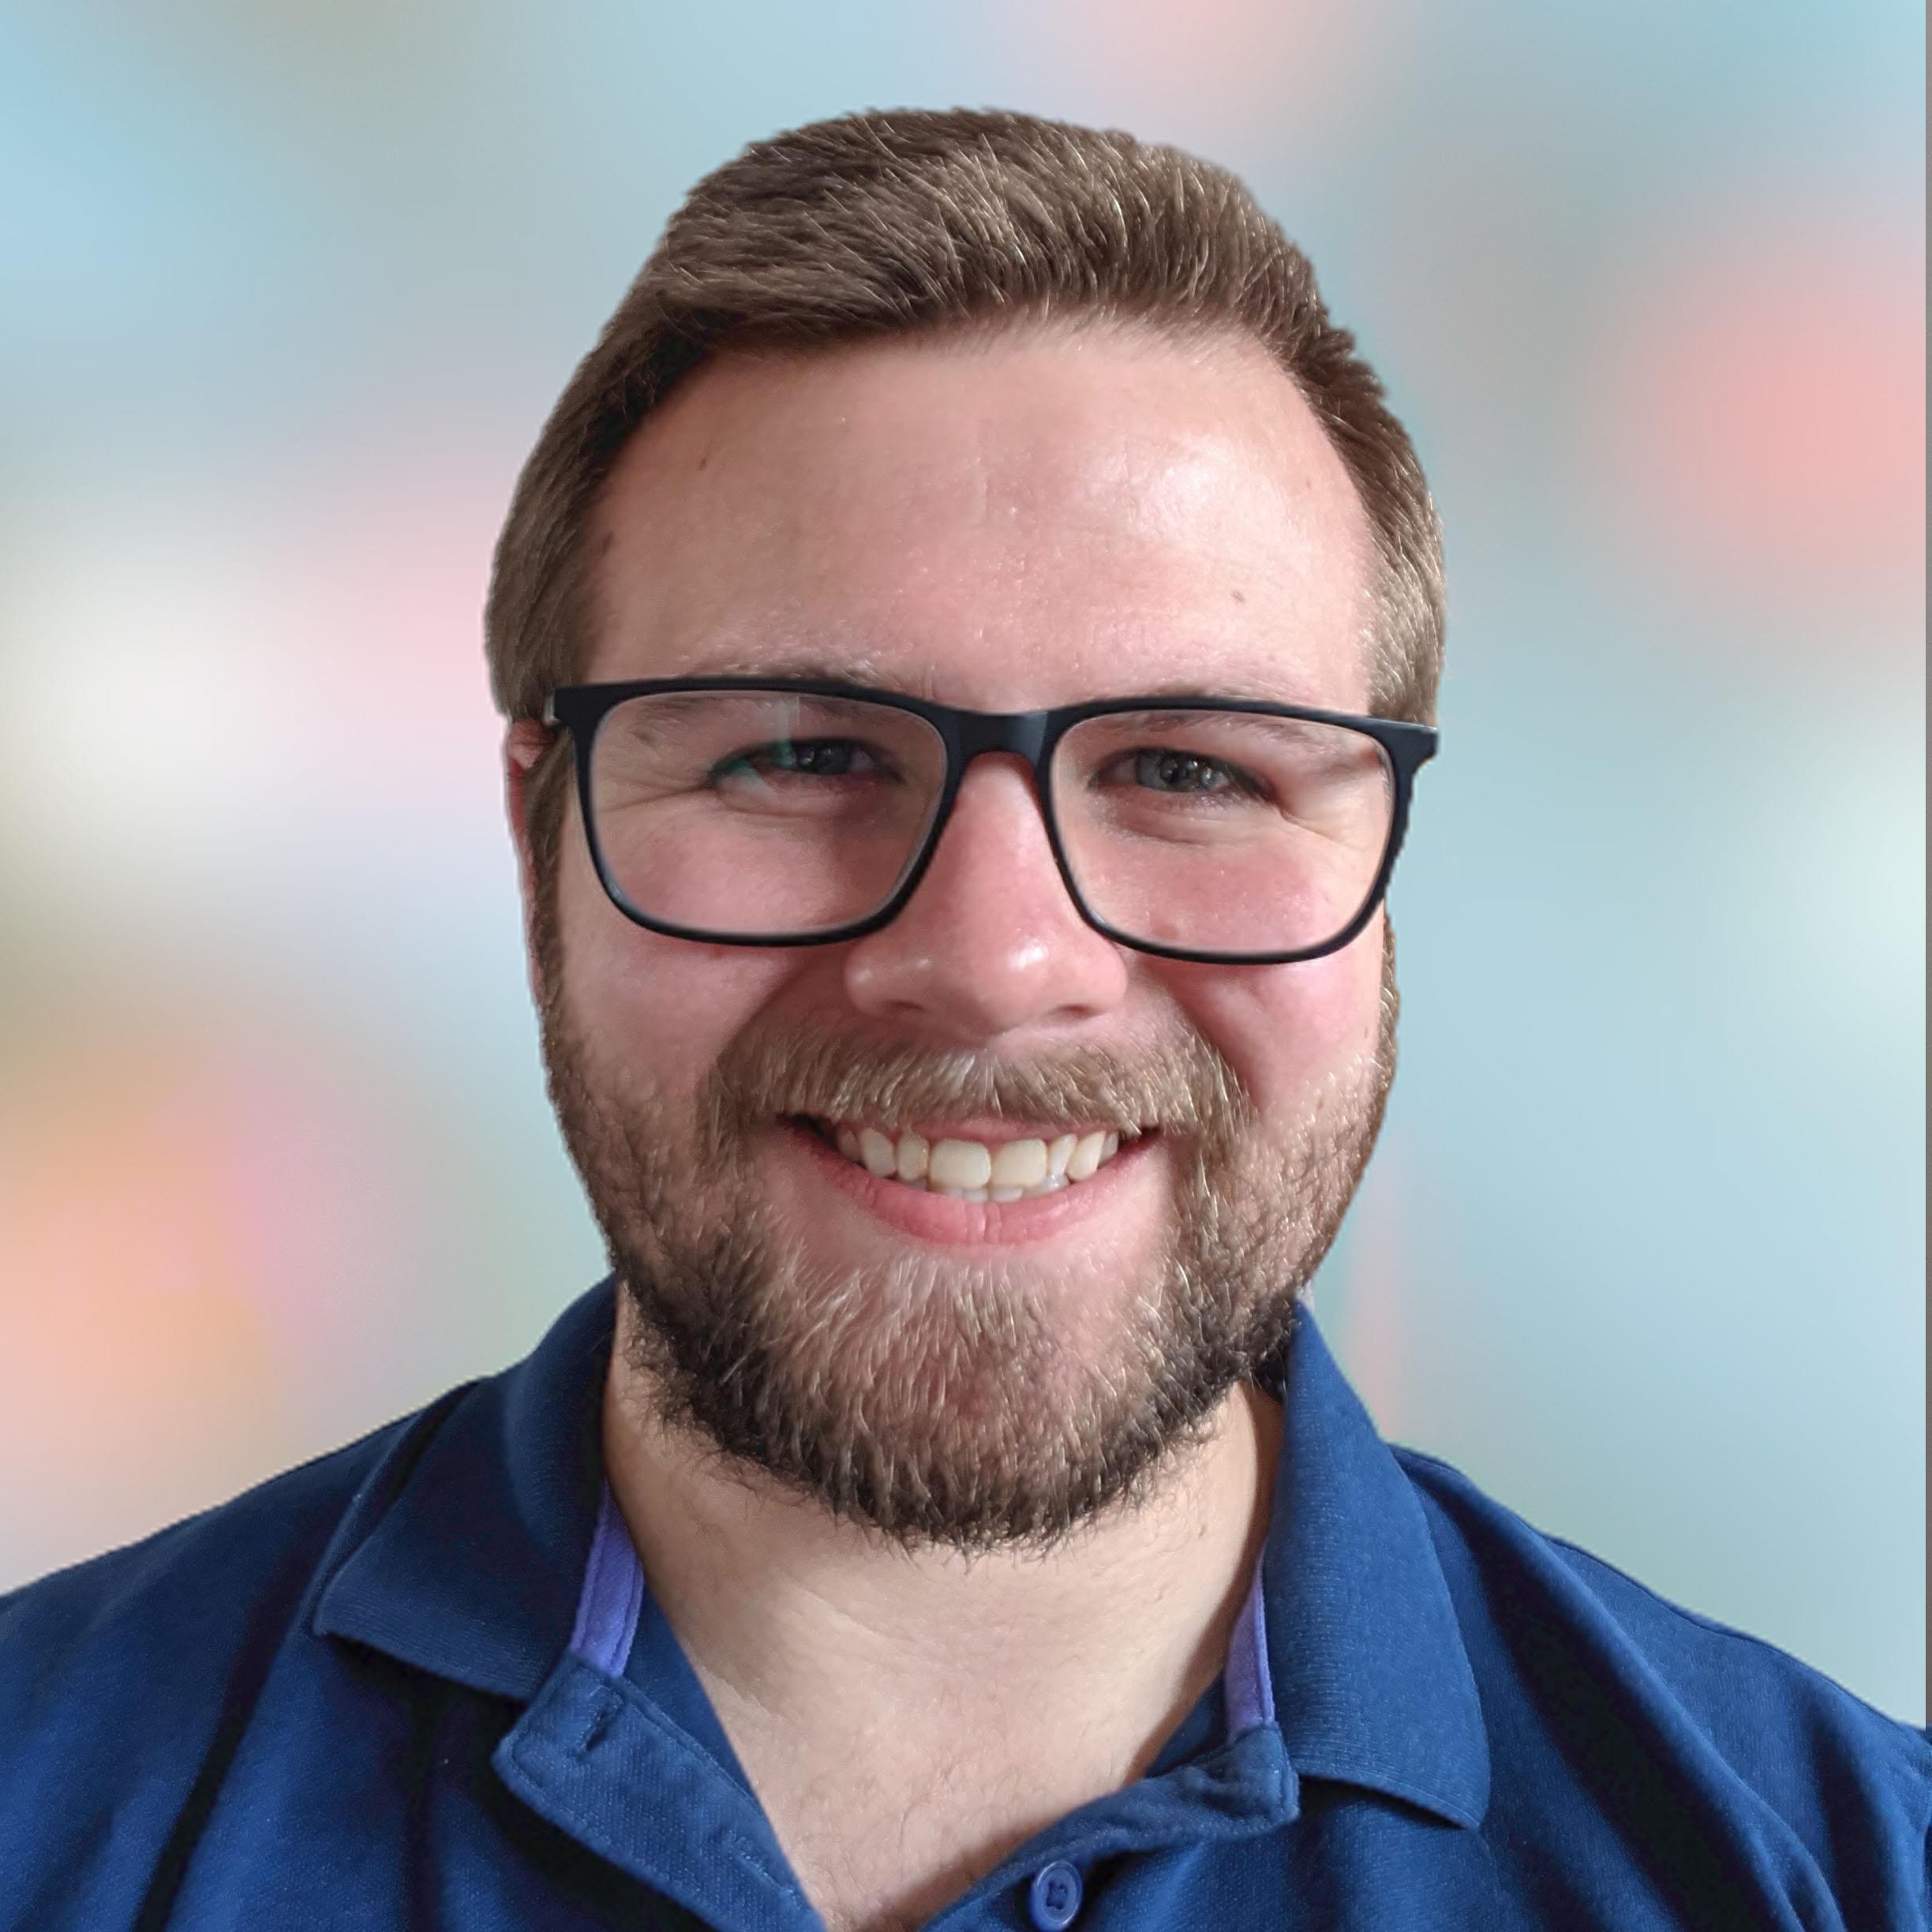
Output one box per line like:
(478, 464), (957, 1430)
(488, 107), (1444, 884)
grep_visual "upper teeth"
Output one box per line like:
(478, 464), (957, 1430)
(829, 1124), (1125, 1200)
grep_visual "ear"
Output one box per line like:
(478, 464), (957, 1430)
(504, 718), (557, 1004)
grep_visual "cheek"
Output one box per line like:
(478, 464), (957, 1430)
(552, 829), (786, 1089)
(1165, 921), (1385, 1114)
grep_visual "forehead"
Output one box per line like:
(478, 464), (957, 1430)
(585, 322), (1376, 711)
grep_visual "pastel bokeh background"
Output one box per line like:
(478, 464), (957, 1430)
(1, 2), (1922, 1720)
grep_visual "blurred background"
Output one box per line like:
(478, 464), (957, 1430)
(0, 1), (1922, 1720)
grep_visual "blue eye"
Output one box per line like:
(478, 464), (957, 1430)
(1113, 747), (1267, 801)
(714, 738), (886, 781)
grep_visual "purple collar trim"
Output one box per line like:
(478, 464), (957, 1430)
(569, 1483), (645, 1676)
(570, 1481), (1275, 1735)
(1222, 1553), (1277, 1735)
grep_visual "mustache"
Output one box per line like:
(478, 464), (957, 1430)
(698, 1024), (1256, 1149)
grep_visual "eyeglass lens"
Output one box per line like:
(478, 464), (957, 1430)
(586, 691), (1396, 957)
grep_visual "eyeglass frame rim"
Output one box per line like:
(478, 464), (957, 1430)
(541, 677), (1440, 966)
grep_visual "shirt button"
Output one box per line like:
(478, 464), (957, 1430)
(1027, 1860), (1083, 1930)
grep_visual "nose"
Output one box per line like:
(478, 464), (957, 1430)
(841, 754), (1131, 1040)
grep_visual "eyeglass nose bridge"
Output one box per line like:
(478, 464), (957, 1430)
(889, 705), (1072, 915)
(905, 704), (1067, 853)
(916, 703), (1077, 850)
(945, 706), (1055, 770)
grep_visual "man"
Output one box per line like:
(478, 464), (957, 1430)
(1, 107), (1923, 1932)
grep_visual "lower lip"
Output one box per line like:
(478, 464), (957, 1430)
(777, 1119), (1159, 1247)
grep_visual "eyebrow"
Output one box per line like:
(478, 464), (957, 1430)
(682, 652), (928, 692)
(675, 651), (1326, 709)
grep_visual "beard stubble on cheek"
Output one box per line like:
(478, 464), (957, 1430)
(535, 886), (1398, 1556)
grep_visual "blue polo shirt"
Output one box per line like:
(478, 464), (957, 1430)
(2, 1280), (1924, 1930)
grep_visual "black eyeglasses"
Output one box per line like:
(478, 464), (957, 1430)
(542, 679), (1437, 965)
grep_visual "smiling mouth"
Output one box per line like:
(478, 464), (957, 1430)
(788, 1116), (1152, 1203)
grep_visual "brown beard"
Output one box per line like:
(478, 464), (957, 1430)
(537, 897), (1397, 1555)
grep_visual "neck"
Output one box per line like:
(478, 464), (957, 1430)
(599, 1296), (1282, 1781)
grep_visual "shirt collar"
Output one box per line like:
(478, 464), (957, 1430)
(313, 1280), (1489, 1826)
(312, 1279), (613, 1698)
(1258, 1311), (1492, 1828)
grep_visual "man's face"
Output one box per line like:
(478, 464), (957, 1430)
(514, 323), (1395, 1552)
